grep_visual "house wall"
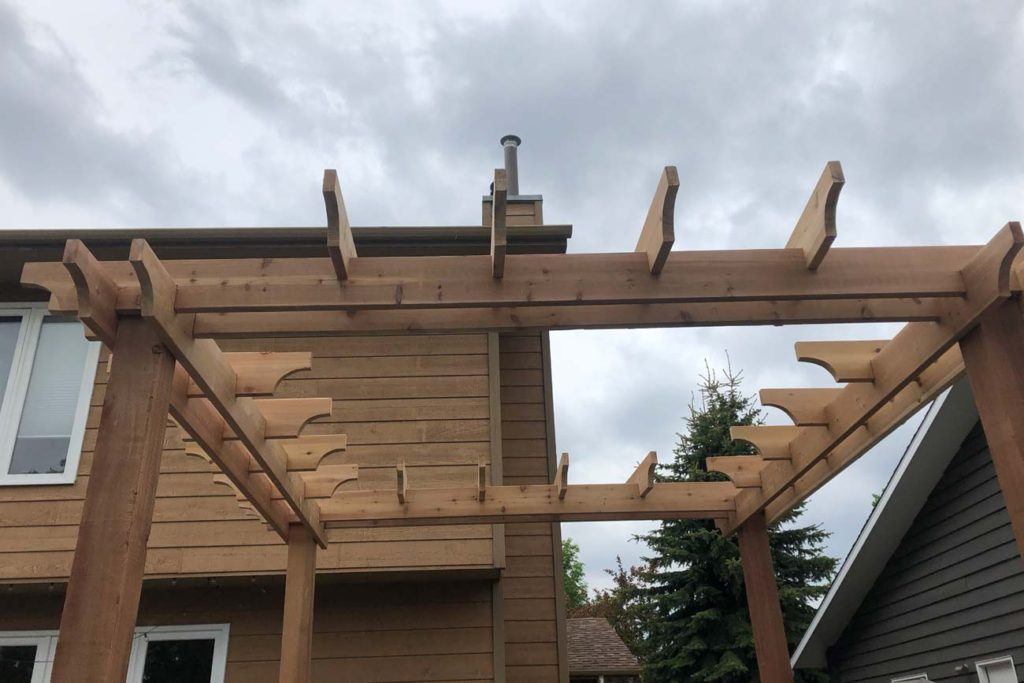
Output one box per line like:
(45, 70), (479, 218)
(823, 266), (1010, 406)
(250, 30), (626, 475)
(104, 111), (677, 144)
(0, 578), (495, 682)
(827, 423), (1024, 682)
(498, 331), (569, 683)
(0, 332), (497, 579)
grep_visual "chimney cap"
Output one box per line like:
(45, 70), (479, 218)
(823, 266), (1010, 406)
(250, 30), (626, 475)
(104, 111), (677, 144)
(500, 134), (522, 147)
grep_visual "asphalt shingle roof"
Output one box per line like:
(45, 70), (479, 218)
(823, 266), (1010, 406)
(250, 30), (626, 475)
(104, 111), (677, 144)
(567, 617), (641, 675)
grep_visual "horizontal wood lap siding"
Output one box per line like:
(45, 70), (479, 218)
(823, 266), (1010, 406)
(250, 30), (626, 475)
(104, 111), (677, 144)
(499, 332), (564, 683)
(0, 580), (494, 682)
(0, 333), (494, 580)
(829, 423), (1024, 682)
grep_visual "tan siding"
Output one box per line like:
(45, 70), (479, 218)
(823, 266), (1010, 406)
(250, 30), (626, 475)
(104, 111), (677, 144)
(498, 331), (565, 683)
(0, 580), (495, 683)
(0, 333), (494, 580)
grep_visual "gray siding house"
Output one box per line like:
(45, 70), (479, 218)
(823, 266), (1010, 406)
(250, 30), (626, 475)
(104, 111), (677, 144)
(793, 380), (1024, 683)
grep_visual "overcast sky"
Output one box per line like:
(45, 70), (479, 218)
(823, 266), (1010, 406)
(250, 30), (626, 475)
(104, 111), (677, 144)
(2, 1), (1022, 592)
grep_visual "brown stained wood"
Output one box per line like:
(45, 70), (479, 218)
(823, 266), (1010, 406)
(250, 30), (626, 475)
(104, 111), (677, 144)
(627, 452), (657, 497)
(478, 461), (488, 502)
(323, 169), (356, 281)
(488, 331), (506, 569)
(193, 298), (946, 337)
(705, 455), (768, 488)
(729, 223), (1023, 533)
(795, 340), (888, 382)
(23, 245), (982, 315)
(960, 300), (1024, 556)
(51, 319), (175, 683)
(320, 481), (736, 527)
(61, 238), (119, 344)
(491, 168), (508, 279)
(635, 166), (679, 274)
(279, 523), (317, 683)
(129, 239), (327, 547)
(737, 512), (794, 683)
(729, 425), (802, 460)
(554, 453), (568, 500)
(759, 388), (842, 426)
(785, 161), (844, 270)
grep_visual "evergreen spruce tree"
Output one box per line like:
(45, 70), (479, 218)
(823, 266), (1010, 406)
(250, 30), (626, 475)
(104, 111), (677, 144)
(639, 364), (836, 682)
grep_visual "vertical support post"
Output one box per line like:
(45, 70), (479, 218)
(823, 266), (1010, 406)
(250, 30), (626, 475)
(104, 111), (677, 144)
(736, 512), (793, 683)
(960, 300), (1024, 556)
(51, 318), (175, 683)
(279, 523), (318, 683)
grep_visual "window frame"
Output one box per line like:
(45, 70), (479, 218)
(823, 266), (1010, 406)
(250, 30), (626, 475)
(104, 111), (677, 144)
(0, 624), (230, 683)
(976, 656), (1018, 683)
(0, 630), (57, 683)
(0, 305), (99, 486)
(891, 676), (930, 682)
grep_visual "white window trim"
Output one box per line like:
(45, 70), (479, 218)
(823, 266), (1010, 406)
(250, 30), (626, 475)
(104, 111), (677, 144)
(0, 305), (99, 486)
(0, 624), (230, 683)
(976, 656), (1018, 683)
(892, 676), (930, 682)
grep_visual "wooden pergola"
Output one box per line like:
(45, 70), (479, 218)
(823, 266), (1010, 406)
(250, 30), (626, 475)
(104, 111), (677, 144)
(20, 162), (1024, 683)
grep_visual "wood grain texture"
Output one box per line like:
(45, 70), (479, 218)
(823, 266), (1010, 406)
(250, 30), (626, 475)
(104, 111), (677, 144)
(785, 161), (844, 270)
(491, 169), (508, 279)
(51, 319), (176, 683)
(323, 169), (356, 280)
(635, 166), (679, 274)
(279, 524), (317, 683)
(960, 299), (1024, 556)
(737, 512), (794, 683)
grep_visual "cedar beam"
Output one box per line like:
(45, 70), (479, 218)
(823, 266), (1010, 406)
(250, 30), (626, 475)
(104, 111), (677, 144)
(278, 523), (318, 683)
(129, 239), (327, 547)
(737, 512), (794, 683)
(785, 161), (844, 270)
(555, 452), (569, 500)
(627, 452), (657, 497)
(320, 480), (736, 527)
(706, 455), (769, 488)
(323, 169), (356, 280)
(491, 168), (508, 278)
(759, 388), (842, 426)
(725, 223), (1022, 533)
(51, 319), (176, 683)
(22, 245), (983, 315)
(193, 298), (945, 337)
(795, 340), (887, 382)
(960, 299), (1024, 555)
(635, 166), (679, 274)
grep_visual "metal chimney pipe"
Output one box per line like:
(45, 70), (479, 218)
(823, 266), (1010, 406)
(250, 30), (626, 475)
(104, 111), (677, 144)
(500, 134), (522, 195)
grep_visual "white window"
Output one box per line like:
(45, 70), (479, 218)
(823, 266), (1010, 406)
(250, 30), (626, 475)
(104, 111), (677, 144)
(0, 307), (99, 485)
(977, 656), (1019, 683)
(0, 624), (229, 683)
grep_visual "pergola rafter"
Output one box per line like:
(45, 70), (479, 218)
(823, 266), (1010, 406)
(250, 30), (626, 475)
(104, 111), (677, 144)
(20, 159), (1024, 683)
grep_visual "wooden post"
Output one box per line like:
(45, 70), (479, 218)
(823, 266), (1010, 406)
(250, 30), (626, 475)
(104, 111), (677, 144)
(960, 300), (1024, 556)
(736, 511), (794, 683)
(279, 523), (318, 683)
(51, 318), (175, 683)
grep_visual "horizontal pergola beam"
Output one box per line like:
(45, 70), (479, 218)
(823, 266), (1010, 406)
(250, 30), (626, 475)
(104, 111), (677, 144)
(320, 481), (738, 527)
(24, 246), (982, 315)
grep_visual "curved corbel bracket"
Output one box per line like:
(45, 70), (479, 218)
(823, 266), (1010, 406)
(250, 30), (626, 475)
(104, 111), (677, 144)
(186, 352), (313, 397)
(183, 442), (213, 465)
(554, 452), (569, 500)
(960, 221), (1023, 301)
(706, 455), (768, 488)
(786, 161), (844, 270)
(62, 239), (119, 345)
(729, 425), (800, 460)
(396, 462), (408, 503)
(181, 397), (332, 442)
(759, 388), (842, 426)
(280, 434), (349, 472)
(626, 452), (657, 497)
(635, 166), (679, 275)
(795, 340), (888, 383)
(301, 464), (359, 499)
